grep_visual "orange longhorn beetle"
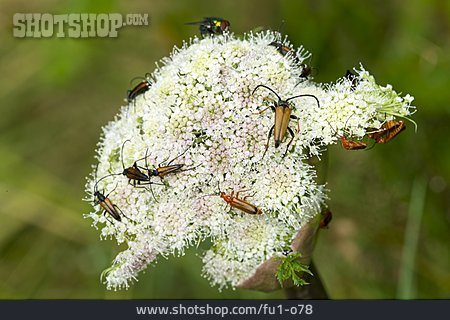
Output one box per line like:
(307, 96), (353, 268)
(368, 120), (406, 144)
(204, 182), (262, 215)
(219, 189), (262, 215)
(252, 84), (320, 157)
(326, 116), (368, 150)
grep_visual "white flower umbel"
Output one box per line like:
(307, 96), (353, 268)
(85, 30), (415, 290)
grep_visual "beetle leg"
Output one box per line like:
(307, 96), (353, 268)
(255, 99), (276, 115)
(236, 189), (250, 198)
(105, 184), (118, 198)
(103, 211), (114, 224)
(179, 163), (202, 173)
(158, 155), (171, 168)
(289, 114), (301, 133)
(146, 183), (158, 202)
(364, 139), (377, 151)
(243, 191), (256, 200)
(135, 165), (150, 173)
(283, 126), (296, 157)
(114, 204), (130, 220)
(262, 125), (275, 159)
(262, 97), (276, 104)
(294, 78), (307, 87)
(144, 148), (150, 168)
(166, 145), (191, 166)
(158, 144), (190, 167)
(256, 106), (271, 115)
(236, 190), (250, 201)
(132, 154), (150, 171)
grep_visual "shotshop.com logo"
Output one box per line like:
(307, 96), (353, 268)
(13, 13), (149, 38)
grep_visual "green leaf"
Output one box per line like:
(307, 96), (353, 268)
(274, 252), (313, 287)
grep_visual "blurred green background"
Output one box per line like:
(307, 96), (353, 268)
(0, 0), (449, 299)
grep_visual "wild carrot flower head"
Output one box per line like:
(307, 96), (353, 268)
(85, 30), (415, 290)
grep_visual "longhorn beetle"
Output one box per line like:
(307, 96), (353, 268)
(127, 74), (151, 104)
(203, 182), (262, 215)
(269, 42), (313, 81)
(93, 173), (127, 222)
(269, 42), (301, 64)
(326, 115), (368, 150)
(368, 120), (406, 144)
(339, 135), (368, 150)
(137, 145), (200, 200)
(120, 140), (164, 189)
(319, 208), (333, 229)
(252, 84), (320, 157)
(143, 145), (198, 179)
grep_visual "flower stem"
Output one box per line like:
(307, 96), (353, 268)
(282, 150), (330, 299)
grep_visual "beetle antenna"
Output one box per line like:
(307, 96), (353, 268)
(129, 74), (152, 86)
(129, 76), (146, 85)
(121, 139), (131, 170)
(105, 183), (119, 198)
(132, 147), (150, 169)
(286, 94), (320, 108)
(165, 144), (191, 166)
(325, 119), (339, 137)
(344, 112), (356, 130)
(199, 179), (221, 199)
(277, 19), (285, 36)
(325, 113), (356, 138)
(145, 148), (150, 168)
(199, 193), (216, 199)
(252, 85), (281, 101)
(94, 173), (121, 193)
